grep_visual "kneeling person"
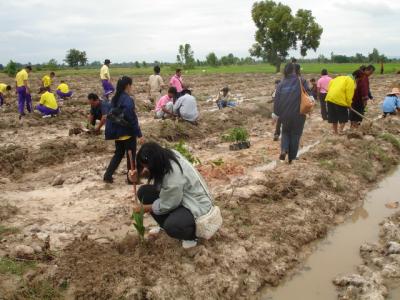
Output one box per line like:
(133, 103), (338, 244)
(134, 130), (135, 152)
(173, 89), (199, 123)
(36, 87), (59, 117)
(56, 81), (73, 100)
(130, 142), (213, 249)
(88, 93), (111, 133)
(155, 87), (177, 119)
(382, 88), (400, 117)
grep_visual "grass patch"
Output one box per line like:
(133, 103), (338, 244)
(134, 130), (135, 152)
(318, 159), (338, 172)
(16, 280), (63, 300)
(380, 133), (400, 151)
(0, 225), (20, 237)
(3, 63), (399, 78)
(0, 257), (36, 276)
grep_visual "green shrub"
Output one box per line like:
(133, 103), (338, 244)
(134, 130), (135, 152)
(173, 140), (201, 165)
(132, 204), (145, 243)
(222, 127), (249, 143)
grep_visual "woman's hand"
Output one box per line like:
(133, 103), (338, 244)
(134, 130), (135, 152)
(128, 169), (138, 184)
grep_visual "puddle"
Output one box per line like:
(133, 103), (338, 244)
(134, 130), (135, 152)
(264, 167), (400, 300)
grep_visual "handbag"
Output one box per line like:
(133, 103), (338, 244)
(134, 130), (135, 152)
(176, 150), (223, 239)
(107, 104), (131, 128)
(299, 78), (315, 115)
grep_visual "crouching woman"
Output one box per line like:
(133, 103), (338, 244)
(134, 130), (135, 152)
(129, 142), (214, 249)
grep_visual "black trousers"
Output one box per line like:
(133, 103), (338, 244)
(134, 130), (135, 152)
(319, 93), (328, 120)
(138, 185), (196, 240)
(104, 137), (136, 181)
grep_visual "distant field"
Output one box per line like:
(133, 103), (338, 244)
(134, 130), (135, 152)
(3, 63), (400, 78)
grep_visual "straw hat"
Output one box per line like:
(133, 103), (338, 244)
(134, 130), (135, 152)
(387, 87), (400, 96)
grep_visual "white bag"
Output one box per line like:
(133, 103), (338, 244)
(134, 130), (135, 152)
(196, 206), (223, 240)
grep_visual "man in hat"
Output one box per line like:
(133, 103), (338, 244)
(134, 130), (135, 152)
(100, 59), (114, 100)
(382, 88), (400, 118)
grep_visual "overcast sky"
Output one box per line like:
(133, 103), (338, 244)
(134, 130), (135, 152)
(1, 0), (399, 64)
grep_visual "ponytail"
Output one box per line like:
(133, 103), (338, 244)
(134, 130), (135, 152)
(111, 76), (133, 107)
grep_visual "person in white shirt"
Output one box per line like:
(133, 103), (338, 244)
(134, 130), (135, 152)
(148, 65), (165, 105)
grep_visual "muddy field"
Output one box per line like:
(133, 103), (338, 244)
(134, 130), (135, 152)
(0, 72), (400, 299)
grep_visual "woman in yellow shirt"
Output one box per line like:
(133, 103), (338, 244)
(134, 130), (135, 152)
(35, 87), (59, 118)
(56, 80), (73, 100)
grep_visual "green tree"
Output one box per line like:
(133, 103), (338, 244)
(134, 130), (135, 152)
(206, 52), (219, 66)
(65, 49), (87, 67)
(142, 61), (147, 68)
(250, 0), (323, 72)
(368, 48), (387, 63)
(4, 60), (18, 77)
(177, 43), (195, 69)
(46, 58), (58, 69)
(134, 61), (141, 68)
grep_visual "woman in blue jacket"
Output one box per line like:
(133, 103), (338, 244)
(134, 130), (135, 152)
(274, 63), (311, 164)
(104, 76), (143, 183)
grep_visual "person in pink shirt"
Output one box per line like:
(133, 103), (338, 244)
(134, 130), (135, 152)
(317, 69), (332, 121)
(169, 69), (184, 97)
(155, 87), (177, 119)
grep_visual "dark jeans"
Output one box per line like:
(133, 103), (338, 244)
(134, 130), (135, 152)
(274, 118), (282, 137)
(104, 137), (136, 181)
(138, 185), (196, 240)
(319, 93), (328, 120)
(281, 116), (306, 161)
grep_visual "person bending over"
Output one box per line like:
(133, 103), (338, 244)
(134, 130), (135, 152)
(382, 88), (400, 118)
(42, 72), (55, 90)
(129, 142), (213, 249)
(87, 93), (111, 134)
(0, 83), (11, 107)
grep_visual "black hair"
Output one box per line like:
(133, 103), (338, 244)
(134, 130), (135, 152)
(310, 78), (316, 82)
(352, 69), (363, 79)
(39, 87), (49, 93)
(154, 65), (161, 74)
(60, 80), (65, 83)
(181, 89), (191, 96)
(283, 63), (295, 78)
(26, 65), (32, 71)
(88, 93), (99, 101)
(176, 68), (181, 73)
(136, 142), (183, 185)
(111, 76), (132, 107)
(291, 58), (297, 63)
(50, 72), (55, 76)
(168, 86), (177, 95)
(6, 85), (11, 91)
(359, 65), (367, 72)
(294, 63), (301, 75)
(104, 59), (111, 65)
(274, 80), (281, 85)
(321, 69), (328, 76)
(366, 65), (376, 71)
(222, 87), (229, 93)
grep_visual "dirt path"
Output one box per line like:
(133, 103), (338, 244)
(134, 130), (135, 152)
(0, 73), (400, 299)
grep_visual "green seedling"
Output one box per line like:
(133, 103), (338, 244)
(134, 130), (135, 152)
(222, 127), (249, 143)
(131, 203), (145, 243)
(173, 140), (201, 165)
(212, 158), (224, 166)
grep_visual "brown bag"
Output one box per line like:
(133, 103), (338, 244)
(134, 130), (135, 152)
(299, 78), (315, 115)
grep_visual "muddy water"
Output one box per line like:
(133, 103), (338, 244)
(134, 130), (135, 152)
(264, 168), (400, 300)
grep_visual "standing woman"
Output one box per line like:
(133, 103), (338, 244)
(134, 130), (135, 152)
(274, 63), (311, 164)
(130, 142), (213, 249)
(104, 76), (143, 183)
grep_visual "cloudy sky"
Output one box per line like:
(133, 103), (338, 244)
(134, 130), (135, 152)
(1, 0), (399, 64)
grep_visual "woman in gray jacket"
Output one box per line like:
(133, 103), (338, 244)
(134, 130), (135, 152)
(130, 142), (212, 248)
